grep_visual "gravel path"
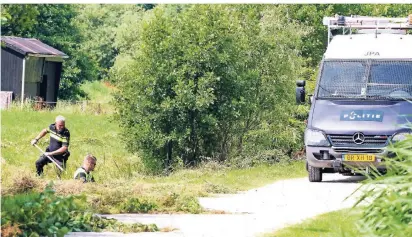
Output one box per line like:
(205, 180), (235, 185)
(67, 173), (369, 237)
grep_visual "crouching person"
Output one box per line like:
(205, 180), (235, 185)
(74, 154), (96, 183)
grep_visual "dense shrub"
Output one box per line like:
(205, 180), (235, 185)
(111, 5), (309, 172)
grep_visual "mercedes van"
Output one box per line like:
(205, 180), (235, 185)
(296, 15), (412, 182)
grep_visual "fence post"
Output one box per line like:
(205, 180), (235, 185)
(81, 101), (88, 112)
(97, 103), (101, 115)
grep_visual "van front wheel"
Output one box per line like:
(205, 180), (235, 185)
(308, 165), (322, 182)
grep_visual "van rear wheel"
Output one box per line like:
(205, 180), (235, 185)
(308, 165), (322, 182)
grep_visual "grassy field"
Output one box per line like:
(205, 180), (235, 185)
(1, 81), (307, 214)
(1, 109), (306, 213)
(1, 109), (306, 187)
(265, 208), (364, 237)
(79, 80), (117, 103)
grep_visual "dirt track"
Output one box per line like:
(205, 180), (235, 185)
(67, 173), (368, 237)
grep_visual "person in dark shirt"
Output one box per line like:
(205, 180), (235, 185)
(74, 154), (96, 183)
(31, 115), (71, 176)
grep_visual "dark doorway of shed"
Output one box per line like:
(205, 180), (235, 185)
(35, 74), (48, 110)
(40, 75), (47, 100)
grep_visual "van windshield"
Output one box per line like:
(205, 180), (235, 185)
(317, 60), (412, 100)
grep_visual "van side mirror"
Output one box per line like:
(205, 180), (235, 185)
(296, 80), (306, 104)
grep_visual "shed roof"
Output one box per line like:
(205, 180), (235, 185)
(1, 36), (68, 58)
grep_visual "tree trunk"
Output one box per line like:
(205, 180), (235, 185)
(165, 139), (173, 174)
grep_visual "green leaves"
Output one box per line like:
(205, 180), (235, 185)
(118, 198), (157, 213)
(352, 125), (412, 237)
(1, 4), (99, 100)
(1, 182), (79, 236)
(1, 5), (40, 36)
(111, 5), (309, 171)
(1, 182), (158, 236)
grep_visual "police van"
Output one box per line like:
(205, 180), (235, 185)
(296, 15), (412, 182)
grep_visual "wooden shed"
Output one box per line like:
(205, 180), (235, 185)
(1, 36), (68, 107)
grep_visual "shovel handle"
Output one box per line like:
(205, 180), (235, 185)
(33, 144), (64, 171)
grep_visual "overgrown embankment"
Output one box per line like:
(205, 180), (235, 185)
(1, 108), (306, 234)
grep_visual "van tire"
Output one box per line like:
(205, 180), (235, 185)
(308, 165), (322, 182)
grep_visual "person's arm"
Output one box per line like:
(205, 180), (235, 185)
(46, 131), (70, 156)
(31, 128), (49, 145)
(47, 146), (68, 156)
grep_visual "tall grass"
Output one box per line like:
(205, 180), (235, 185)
(353, 130), (412, 237)
(6, 80), (116, 115)
(79, 80), (116, 103)
(2, 80), (307, 215)
(2, 107), (306, 214)
(1, 109), (141, 184)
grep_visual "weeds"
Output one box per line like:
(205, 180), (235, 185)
(1, 182), (158, 237)
(11, 173), (39, 193)
(118, 198), (157, 213)
(2, 109), (306, 216)
(352, 130), (412, 237)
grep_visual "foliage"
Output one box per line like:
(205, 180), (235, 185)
(1, 183), (80, 237)
(353, 132), (412, 237)
(69, 211), (159, 233)
(78, 80), (116, 102)
(1, 5), (39, 35)
(75, 5), (144, 81)
(34, 5), (98, 99)
(118, 198), (158, 213)
(0, 182), (158, 237)
(111, 5), (308, 172)
(1, 4), (98, 99)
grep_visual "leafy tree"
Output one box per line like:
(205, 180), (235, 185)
(75, 4), (143, 81)
(1, 5), (39, 35)
(1, 4), (98, 99)
(111, 5), (308, 172)
(34, 5), (98, 99)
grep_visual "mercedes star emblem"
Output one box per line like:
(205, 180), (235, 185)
(353, 132), (365, 145)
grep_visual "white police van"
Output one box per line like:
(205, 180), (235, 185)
(296, 15), (412, 182)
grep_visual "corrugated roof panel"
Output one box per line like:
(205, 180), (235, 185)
(1, 36), (68, 58)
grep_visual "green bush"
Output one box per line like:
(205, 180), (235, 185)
(175, 195), (202, 214)
(159, 192), (203, 213)
(1, 183), (83, 237)
(118, 198), (157, 213)
(353, 132), (412, 237)
(111, 5), (309, 172)
(1, 182), (158, 236)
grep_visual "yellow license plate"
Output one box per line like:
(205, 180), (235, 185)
(344, 154), (376, 162)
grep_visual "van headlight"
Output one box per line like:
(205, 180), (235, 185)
(392, 132), (411, 142)
(305, 129), (331, 146)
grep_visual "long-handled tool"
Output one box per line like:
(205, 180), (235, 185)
(33, 144), (64, 171)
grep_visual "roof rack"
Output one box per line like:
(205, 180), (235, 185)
(323, 14), (412, 45)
